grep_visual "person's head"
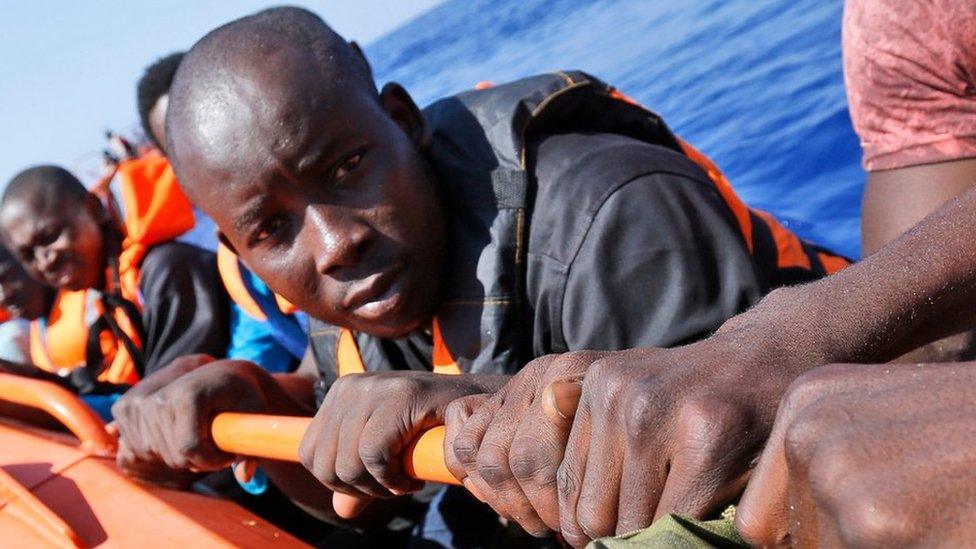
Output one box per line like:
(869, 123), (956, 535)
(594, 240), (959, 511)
(168, 7), (447, 339)
(137, 52), (184, 151)
(0, 243), (52, 321)
(0, 166), (110, 292)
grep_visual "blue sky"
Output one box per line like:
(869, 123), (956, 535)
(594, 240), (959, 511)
(0, 0), (444, 187)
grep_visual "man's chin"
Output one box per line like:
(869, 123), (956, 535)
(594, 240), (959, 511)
(354, 312), (429, 340)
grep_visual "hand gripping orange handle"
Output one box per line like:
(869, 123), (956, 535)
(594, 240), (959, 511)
(210, 413), (460, 486)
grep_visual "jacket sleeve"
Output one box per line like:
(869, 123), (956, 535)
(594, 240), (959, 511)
(560, 171), (769, 350)
(138, 242), (230, 376)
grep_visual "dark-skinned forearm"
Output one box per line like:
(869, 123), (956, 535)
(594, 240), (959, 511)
(746, 186), (976, 366)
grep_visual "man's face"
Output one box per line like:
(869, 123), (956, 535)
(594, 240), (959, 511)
(0, 195), (106, 292)
(174, 55), (447, 339)
(0, 257), (50, 320)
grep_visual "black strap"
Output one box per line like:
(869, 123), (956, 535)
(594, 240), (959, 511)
(77, 216), (148, 391)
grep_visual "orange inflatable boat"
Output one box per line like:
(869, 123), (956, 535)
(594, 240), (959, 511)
(0, 373), (454, 548)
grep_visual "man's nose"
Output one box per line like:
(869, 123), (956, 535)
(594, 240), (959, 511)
(34, 246), (58, 273)
(306, 206), (370, 278)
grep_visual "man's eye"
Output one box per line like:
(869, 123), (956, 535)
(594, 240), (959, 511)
(38, 228), (61, 246)
(252, 217), (287, 245)
(333, 153), (363, 183)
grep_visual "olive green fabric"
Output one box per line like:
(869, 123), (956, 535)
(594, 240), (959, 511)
(588, 509), (748, 549)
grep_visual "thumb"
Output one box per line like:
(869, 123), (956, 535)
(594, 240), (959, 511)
(333, 492), (373, 519)
(542, 375), (583, 425)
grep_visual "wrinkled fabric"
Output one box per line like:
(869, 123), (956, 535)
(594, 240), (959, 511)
(138, 242), (230, 376)
(589, 513), (747, 549)
(844, 0), (976, 171)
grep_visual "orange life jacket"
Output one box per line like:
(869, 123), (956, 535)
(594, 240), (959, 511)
(29, 152), (196, 388)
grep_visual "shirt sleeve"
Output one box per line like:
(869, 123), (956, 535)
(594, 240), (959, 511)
(560, 171), (769, 350)
(138, 242), (231, 376)
(843, 0), (976, 171)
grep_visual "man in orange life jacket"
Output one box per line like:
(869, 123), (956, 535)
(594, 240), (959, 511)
(137, 51), (307, 373)
(108, 7), (849, 537)
(0, 165), (230, 396)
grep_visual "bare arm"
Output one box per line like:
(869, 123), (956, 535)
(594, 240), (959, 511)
(860, 159), (976, 361)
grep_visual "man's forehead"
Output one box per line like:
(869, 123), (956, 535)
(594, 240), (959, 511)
(176, 70), (372, 187)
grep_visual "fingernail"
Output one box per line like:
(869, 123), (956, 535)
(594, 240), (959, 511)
(544, 377), (583, 421)
(462, 478), (487, 503)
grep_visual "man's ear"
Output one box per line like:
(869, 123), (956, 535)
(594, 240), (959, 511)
(217, 231), (238, 255)
(379, 82), (431, 150)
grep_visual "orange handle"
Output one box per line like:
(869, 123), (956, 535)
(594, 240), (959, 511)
(210, 413), (460, 486)
(0, 373), (117, 457)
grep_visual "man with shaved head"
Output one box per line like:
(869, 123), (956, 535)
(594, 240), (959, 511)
(112, 6), (848, 543)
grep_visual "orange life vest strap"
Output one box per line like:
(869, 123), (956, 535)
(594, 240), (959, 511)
(217, 244), (268, 322)
(817, 252), (849, 275)
(336, 319), (462, 378)
(336, 329), (366, 377)
(676, 138), (755, 253)
(753, 210), (812, 271)
(431, 319), (462, 375)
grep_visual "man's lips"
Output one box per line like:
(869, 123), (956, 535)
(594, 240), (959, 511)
(342, 265), (406, 321)
(45, 258), (78, 288)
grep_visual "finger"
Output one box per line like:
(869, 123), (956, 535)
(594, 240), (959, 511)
(558, 394), (592, 548)
(233, 460), (258, 485)
(443, 394), (489, 484)
(451, 393), (503, 502)
(332, 410), (390, 499)
(475, 387), (549, 535)
(105, 422), (119, 438)
(542, 376), (583, 424)
(570, 406), (624, 541)
(332, 492), (373, 519)
(510, 399), (573, 531)
(736, 414), (793, 545)
(653, 412), (754, 522)
(172, 394), (232, 471)
(356, 411), (425, 497)
(614, 437), (669, 535)
(305, 390), (386, 499)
